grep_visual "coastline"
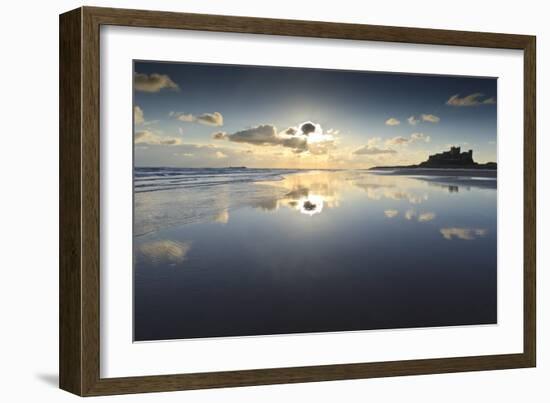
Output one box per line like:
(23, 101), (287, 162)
(369, 167), (497, 178)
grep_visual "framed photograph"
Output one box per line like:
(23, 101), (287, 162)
(59, 6), (536, 396)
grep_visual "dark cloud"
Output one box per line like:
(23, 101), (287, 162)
(281, 136), (308, 153)
(284, 127), (298, 135)
(216, 122), (334, 155)
(300, 122), (316, 135)
(224, 125), (308, 152)
(134, 73), (179, 93)
(222, 125), (307, 152)
(196, 112), (224, 126)
(226, 125), (280, 145)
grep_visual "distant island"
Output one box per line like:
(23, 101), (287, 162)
(370, 146), (497, 170)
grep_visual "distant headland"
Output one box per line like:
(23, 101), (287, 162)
(370, 146), (497, 171)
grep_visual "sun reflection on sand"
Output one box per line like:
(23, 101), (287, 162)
(256, 171), (346, 216)
(254, 170), (440, 217)
(135, 169), (496, 234)
(214, 209), (230, 224)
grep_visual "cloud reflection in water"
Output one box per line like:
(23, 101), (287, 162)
(138, 240), (192, 266)
(440, 227), (488, 240)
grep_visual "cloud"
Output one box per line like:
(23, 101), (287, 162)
(446, 93), (496, 106)
(353, 145), (397, 155)
(284, 127), (298, 135)
(171, 111), (224, 126)
(136, 142), (248, 169)
(171, 144), (236, 159)
(440, 227), (488, 240)
(408, 116), (420, 125)
(386, 132), (430, 146)
(385, 117), (400, 126)
(172, 113), (194, 122)
(134, 106), (144, 125)
(216, 121), (335, 155)
(197, 112), (224, 126)
(421, 114), (440, 123)
(386, 136), (410, 146)
(134, 106), (159, 127)
(134, 72), (179, 92)
(411, 132), (431, 142)
(407, 114), (439, 125)
(308, 140), (336, 155)
(367, 137), (381, 146)
(384, 209), (399, 218)
(134, 130), (183, 145)
(225, 124), (281, 145)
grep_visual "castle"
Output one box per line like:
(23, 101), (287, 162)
(369, 146), (496, 170)
(419, 146), (475, 167)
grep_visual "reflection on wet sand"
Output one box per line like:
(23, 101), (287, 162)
(440, 227), (488, 240)
(251, 171), (489, 238)
(255, 171), (343, 216)
(214, 209), (230, 224)
(352, 175), (429, 204)
(398, 210), (438, 222)
(253, 170), (441, 217)
(422, 176), (497, 191)
(138, 240), (192, 266)
(134, 168), (497, 340)
(135, 169), (494, 241)
(418, 212), (436, 222)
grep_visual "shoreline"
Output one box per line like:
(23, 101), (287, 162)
(368, 167), (497, 178)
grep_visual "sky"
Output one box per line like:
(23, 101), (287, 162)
(133, 61), (497, 169)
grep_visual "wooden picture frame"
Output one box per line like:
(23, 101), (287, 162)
(59, 6), (536, 396)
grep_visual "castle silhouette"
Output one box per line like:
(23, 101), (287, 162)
(370, 146), (496, 170)
(419, 146), (474, 167)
